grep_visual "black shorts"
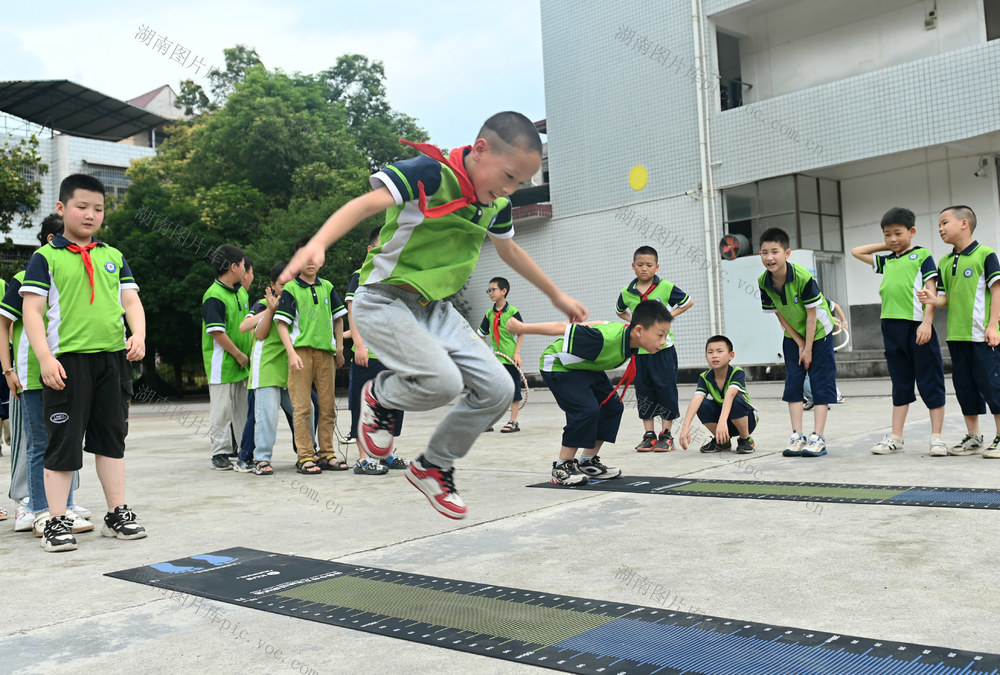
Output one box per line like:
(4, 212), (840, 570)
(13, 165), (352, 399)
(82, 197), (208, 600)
(43, 351), (132, 472)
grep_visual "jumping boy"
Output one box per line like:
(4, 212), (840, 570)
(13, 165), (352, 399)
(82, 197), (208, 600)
(478, 276), (524, 433)
(282, 111), (587, 519)
(21, 174), (147, 552)
(851, 207), (946, 455)
(678, 335), (757, 454)
(757, 228), (837, 457)
(346, 227), (407, 475)
(917, 205), (1000, 458)
(508, 300), (672, 485)
(202, 244), (251, 471)
(276, 238), (348, 475)
(615, 246), (692, 452)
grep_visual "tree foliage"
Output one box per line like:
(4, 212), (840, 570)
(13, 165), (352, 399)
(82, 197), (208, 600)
(105, 47), (428, 394)
(0, 135), (48, 233)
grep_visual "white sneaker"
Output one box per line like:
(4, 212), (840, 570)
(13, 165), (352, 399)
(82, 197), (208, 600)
(801, 433), (828, 457)
(14, 498), (35, 532)
(982, 436), (1000, 459)
(69, 504), (92, 520)
(948, 433), (984, 456)
(33, 510), (94, 536)
(782, 432), (807, 457)
(871, 435), (903, 455)
(929, 436), (948, 457)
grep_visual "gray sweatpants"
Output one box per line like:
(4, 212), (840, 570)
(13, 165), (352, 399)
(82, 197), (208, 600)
(353, 284), (514, 469)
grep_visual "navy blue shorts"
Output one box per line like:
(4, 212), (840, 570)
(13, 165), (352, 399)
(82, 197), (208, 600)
(882, 319), (946, 408)
(541, 370), (624, 449)
(947, 341), (1000, 416)
(696, 396), (758, 436)
(783, 334), (837, 405)
(634, 347), (679, 421)
(503, 363), (523, 402)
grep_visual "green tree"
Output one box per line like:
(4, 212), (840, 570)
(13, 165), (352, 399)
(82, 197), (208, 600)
(0, 135), (48, 234)
(106, 49), (427, 393)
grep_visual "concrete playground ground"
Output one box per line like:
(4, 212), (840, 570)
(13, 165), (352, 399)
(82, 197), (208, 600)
(2, 376), (1000, 674)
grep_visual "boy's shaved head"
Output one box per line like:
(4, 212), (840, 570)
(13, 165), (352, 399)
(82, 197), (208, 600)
(478, 112), (543, 155)
(941, 205), (977, 231)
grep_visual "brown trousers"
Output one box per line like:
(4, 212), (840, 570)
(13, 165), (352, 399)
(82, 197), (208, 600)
(286, 347), (336, 461)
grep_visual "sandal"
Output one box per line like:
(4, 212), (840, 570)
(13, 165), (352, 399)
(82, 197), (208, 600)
(317, 455), (349, 471)
(295, 459), (322, 475)
(500, 420), (520, 433)
(353, 459), (389, 475)
(253, 460), (274, 476)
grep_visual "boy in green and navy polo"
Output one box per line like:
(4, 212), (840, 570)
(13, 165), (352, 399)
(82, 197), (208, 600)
(678, 335), (757, 455)
(758, 227), (836, 458)
(851, 207), (946, 456)
(510, 300), (673, 485)
(346, 226), (407, 475)
(616, 246), (693, 452)
(21, 174), (147, 552)
(918, 205), (1000, 458)
(202, 244), (251, 471)
(275, 239), (347, 474)
(281, 112), (587, 520)
(478, 276), (525, 433)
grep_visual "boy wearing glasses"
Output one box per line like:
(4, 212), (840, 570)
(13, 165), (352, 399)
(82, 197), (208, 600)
(478, 277), (524, 432)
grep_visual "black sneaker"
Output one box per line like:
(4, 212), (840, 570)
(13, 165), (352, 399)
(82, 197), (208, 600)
(102, 505), (147, 540)
(551, 459), (589, 486)
(211, 454), (233, 471)
(577, 455), (621, 479)
(354, 459), (389, 475)
(41, 515), (77, 552)
(699, 438), (720, 453)
(636, 431), (657, 451)
(736, 436), (755, 454)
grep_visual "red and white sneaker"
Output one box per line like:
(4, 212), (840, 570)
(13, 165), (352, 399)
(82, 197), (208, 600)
(358, 380), (396, 459)
(406, 455), (467, 520)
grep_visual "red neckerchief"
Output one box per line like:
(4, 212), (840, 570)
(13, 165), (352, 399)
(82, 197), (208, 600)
(601, 354), (637, 407)
(398, 139), (478, 219)
(66, 242), (99, 304)
(639, 280), (659, 302)
(491, 306), (503, 348)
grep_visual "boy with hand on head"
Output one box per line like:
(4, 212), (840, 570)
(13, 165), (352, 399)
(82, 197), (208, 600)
(851, 207), (946, 455)
(678, 335), (757, 454)
(616, 246), (692, 452)
(276, 237), (348, 475)
(202, 245), (251, 471)
(758, 228), (837, 457)
(509, 300), (672, 485)
(282, 111), (587, 520)
(478, 276), (525, 433)
(21, 174), (147, 552)
(917, 206), (1000, 458)
(346, 226), (407, 476)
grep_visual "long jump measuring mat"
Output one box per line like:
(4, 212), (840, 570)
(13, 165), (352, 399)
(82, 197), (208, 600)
(109, 547), (1000, 674)
(527, 475), (1000, 510)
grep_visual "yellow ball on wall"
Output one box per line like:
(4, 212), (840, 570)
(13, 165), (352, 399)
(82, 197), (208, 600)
(629, 165), (648, 191)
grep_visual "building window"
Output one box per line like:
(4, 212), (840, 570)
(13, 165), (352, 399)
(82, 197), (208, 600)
(716, 31), (747, 110)
(85, 163), (130, 207)
(723, 174), (843, 252)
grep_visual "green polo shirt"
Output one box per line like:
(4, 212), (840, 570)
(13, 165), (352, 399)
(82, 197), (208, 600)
(696, 365), (752, 407)
(247, 300), (288, 389)
(0, 272), (43, 391)
(874, 247), (938, 321)
(616, 275), (689, 352)
(275, 276), (347, 352)
(478, 303), (523, 362)
(21, 235), (138, 357)
(361, 149), (514, 301)
(937, 241), (1000, 342)
(758, 262), (833, 341)
(202, 279), (252, 384)
(540, 321), (635, 373)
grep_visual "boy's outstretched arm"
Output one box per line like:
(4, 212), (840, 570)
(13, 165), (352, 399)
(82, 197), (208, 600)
(678, 392), (705, 450)
(492, 237), (588, 322)
(507, 317), (606, 337)
(851, 243), (889, 266)
(281, 187), (396, 283)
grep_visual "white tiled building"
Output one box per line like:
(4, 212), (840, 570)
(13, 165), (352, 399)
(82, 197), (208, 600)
(469, 0), (1000, 372)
